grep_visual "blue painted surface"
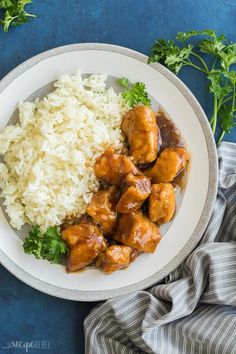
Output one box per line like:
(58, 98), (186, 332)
(0, 0), (236, 353)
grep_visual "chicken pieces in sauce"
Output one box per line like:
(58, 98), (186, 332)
(61, 224), (107, 272)
(148, 183), (176, 224)
(122, 105), (159, 164)
(61, 106), (189, 274)
(86, 186), (119, 235)
(145, 147), (189, 183)
(116, 172), (151, 213)
(96, 245), (132, 274)
(94, 147), (137, 185)
(114, 210), (161, 253)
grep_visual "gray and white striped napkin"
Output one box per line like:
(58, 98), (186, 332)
(84, 142), (236, 354)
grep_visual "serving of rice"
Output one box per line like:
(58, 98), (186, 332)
(0, 73), (128, 230)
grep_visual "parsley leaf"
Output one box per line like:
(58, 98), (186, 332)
(23, 225), (42, 259)
(148, 39), (193, 74)
(177, 29), (226, 55)
(176, 29), (218, 42)
(148, 29), (236, 143)
(23, 226), (68, 264)
(208, 70), (232, 99)
(219, 44), (236, 71)
(0, 0), (14, 8)
(0, 0), (36, 32)
(117, 77), (130, 90)
(117, 77), (151, 107)
(219, 104), (236, 133)
(199, 36), (226, 56)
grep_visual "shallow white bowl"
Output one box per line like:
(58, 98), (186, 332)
(0, 44), (218, 301)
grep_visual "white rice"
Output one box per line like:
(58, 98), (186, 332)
(0, 73), (128, 230)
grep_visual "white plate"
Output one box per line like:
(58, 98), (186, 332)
(0, 44), (218, 301)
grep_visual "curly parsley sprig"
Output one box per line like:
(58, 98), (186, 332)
(0, 0), (36, 32)
(117, 77), (151, 108)
(23, 225), (68, 264)
(149, 30), (236, 144)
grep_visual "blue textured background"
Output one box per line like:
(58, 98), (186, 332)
(0, 0), (236, 353)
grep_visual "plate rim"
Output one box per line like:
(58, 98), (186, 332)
(0, 43), (218, 301)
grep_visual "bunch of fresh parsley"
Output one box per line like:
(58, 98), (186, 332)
(149, 30), (236, 143)
(117, 77), (151, 108)
(23, 225), (68, 264)
(0, 0), (35, 32)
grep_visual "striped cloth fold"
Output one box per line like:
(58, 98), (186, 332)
(84, 142), (236, 354)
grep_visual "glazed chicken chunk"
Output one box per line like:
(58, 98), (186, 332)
(145, 147), (189, 183)
(122, 105), (159, 164)
(94, 147), (137, 186)
(148, 183), (176, 224)
(61, 224), (107, 272)
(116, 172), (151, 213)
(96, 245), (132, 274)
(114, 210), (161, 253)
(86, 186), (119, 235)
